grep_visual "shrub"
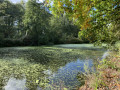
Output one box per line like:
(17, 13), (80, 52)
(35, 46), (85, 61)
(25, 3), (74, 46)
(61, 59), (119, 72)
(1, 39), (23, 47)
(115, 41), (120, 54)
(66, 38), (83, 44)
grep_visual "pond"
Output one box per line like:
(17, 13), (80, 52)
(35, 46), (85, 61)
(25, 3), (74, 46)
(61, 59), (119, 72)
(0, 44), (106, 90)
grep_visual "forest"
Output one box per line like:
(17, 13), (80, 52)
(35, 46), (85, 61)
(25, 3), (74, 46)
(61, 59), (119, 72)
(0, 0), (82, 47)
(0, 0), (120, 47)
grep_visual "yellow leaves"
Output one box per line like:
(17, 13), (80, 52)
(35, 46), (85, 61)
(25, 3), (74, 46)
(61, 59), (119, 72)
(81, 17), (91, 30)
(36, 80), (39, 84)
(58, 1), (62, 7)
(75, 14), (80, 18)
(47, 0), (94, 30)
(71, 0), (93, 30)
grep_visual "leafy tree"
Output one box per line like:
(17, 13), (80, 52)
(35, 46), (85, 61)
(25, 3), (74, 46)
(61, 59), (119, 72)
(49, 15), (79, 44)
(86, 0), (120, 45)
(46, 0), (120, 45)
(0, 0), (25, 46)
(0, 0), (25, 39)
(23, 0), (51, 45)
(46, 0), (94, 30)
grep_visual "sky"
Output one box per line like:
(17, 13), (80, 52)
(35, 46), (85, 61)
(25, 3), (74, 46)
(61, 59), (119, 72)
(9, 0), (44, 3)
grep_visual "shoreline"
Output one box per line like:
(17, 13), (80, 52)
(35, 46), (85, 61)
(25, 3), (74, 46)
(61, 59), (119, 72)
(79, 50), (120, 90)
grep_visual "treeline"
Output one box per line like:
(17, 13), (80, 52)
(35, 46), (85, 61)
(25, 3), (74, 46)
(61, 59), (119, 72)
(0, 0), (83, 47)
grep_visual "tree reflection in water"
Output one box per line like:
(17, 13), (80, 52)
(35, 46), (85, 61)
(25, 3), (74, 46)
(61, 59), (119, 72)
(0, 44), (106, 89)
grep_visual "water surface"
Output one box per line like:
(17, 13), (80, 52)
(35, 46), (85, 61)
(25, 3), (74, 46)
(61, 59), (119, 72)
(0, 44), (106, 90)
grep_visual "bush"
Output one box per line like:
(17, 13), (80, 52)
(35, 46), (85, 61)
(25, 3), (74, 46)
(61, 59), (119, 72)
(115, 41), (120, 54)
(0, 33), (4, 47)
(66, 38), (83, 44)
(0, 39), (23, 47)
(115, 41), (120, 49)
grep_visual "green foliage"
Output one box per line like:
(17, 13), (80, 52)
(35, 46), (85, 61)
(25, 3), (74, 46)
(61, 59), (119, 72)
(80, 0), (120, 45)
(23, 0), (50, 45)
(0, 0), (25, 46)
(49, 15), (80, 44)
(46, 0), (93, 30)
(1, 0), (119, 46)
(67, 38), (83, 44)
(0, 1), (25, 38)
(115, 41), (120, 52)
(47, 0), (120, 45)
(0, 0), (88, 46)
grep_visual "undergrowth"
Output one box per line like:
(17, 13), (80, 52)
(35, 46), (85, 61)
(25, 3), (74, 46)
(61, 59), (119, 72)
(79, 41), (120, 90)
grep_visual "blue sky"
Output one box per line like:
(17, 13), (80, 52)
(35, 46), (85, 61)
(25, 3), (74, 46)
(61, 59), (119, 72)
(9, 0), (43, 3)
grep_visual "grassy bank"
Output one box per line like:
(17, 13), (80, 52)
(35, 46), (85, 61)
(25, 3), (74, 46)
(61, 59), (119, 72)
(79, 42), (120, 90)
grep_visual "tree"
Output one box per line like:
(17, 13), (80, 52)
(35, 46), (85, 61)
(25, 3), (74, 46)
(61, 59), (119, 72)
(23, 0), (51, 45)
(46, 0), (94, 30)
(46, 0), (120, 45)
(49, 15), (79, 44)
(0, 0), (25, 39)
(85, 0), (120, 45)
(0, 0), (25, 46)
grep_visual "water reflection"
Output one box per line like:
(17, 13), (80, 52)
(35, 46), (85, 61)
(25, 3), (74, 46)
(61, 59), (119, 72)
(0, 44), (106, 89)
(4, 78), (27, 90)
(49, 59), (93, 88)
